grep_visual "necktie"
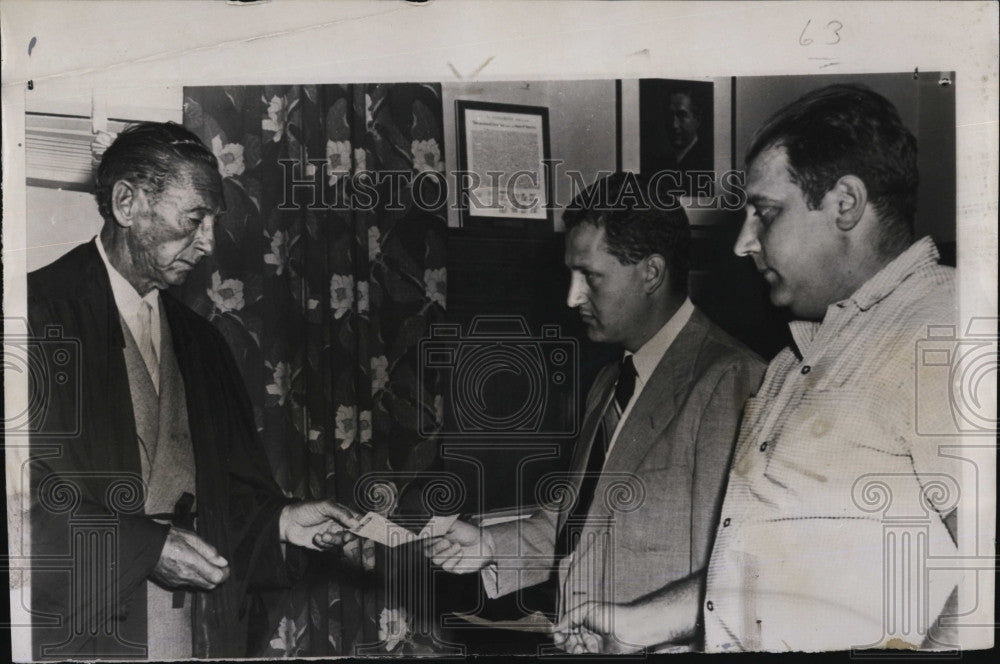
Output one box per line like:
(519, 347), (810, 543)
(138, 299), (159, 391)
(556, 354), (637, 557)
(614, 354), (637, 415)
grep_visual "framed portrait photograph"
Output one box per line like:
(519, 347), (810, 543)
(455, 100), (553, 229)
(639, 79), (715, 197)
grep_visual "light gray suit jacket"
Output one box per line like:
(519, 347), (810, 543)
(484, 307), (766, 622)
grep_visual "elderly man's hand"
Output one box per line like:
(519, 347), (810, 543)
(422, 519), (494, 573)
(151, 527), (230, 590)
(280, 500), (362, 550)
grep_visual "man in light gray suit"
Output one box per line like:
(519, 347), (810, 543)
(425, 172), (765, 653)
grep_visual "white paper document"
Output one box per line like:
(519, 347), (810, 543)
(350, 512), (459, 547)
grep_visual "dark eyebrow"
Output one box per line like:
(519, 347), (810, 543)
(567, 262), (600, 274)
(747, 194), (778, 207)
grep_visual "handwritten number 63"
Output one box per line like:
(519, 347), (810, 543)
(800, 19), (843, 46)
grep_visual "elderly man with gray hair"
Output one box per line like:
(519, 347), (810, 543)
(28, 122), (360, 660)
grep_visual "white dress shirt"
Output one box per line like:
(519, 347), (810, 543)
(95, 236), (161, 390)
(605, 296), (694, 459)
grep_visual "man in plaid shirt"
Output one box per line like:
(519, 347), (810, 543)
(556, 84), (963, 653)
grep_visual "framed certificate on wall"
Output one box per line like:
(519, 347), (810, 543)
(455, 100), (553, 229)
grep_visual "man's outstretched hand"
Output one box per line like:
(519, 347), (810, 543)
(280, 500), (362, 550)
(152, 526), (231, 590)
(553, 601), (645, 654)
(422, 519), (494, 573)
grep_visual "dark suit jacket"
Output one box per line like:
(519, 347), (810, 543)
(486, 308), (765, 634)
(28, 242), (296, 659)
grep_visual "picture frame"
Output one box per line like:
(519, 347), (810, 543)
(455, 100), (553, 230)
(638, 79), (715, 197)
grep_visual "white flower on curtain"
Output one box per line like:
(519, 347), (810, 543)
(268, 614), (306, 657)
(263, 229), (288, 276)
(326, 140), (352, 185)
(207, 271), (246, 313)
(424, 268), (446, 309)
(211, 135), (245, 178)
(262, 94), (298, 142)
(335, 404), (357, 450)
(329, 274), (355, 319)
(411, 138), (444, 173)
(368, 227), (382, 262)
(265, 361), (291, 406)
(378, 607), (410, 652)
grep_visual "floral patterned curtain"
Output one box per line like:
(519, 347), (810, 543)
(181, 84), (447, 655)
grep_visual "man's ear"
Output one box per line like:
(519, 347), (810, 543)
(110, 180), (142, 228)
(643, 254), (669, 294)
(830, 175), (868, 231)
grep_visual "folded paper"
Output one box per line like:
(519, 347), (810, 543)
(350, 512), (459, 547)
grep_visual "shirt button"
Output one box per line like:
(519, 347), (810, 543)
(759, 441), (768, 452)
(706, 600), (714, 611)
(801, 365), (812, 375)
(723, 518), (731, 527)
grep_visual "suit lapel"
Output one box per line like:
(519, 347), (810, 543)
(601, 311), (707, 476)
(74, 244), (136, 477)
(75, 241), (127, 352)
(557, 364), (618, 533)
(559, 312), (709, 613)
(572, 309), (709, 572)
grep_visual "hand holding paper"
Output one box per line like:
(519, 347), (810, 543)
(348, 512), (461, 547)
(422, 518), (495, 573)
(281, 499), (362, 551)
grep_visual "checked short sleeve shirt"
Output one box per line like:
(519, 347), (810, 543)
(703, 237), (963, 652)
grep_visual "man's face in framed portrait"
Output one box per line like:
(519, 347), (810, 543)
(668, 91), (700, 151)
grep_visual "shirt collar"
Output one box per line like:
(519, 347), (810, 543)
(787, 237), (941, 355)
(848, 236), (940, 311)
(627, 297), (695, 387)
(94, 235), (160, 316)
